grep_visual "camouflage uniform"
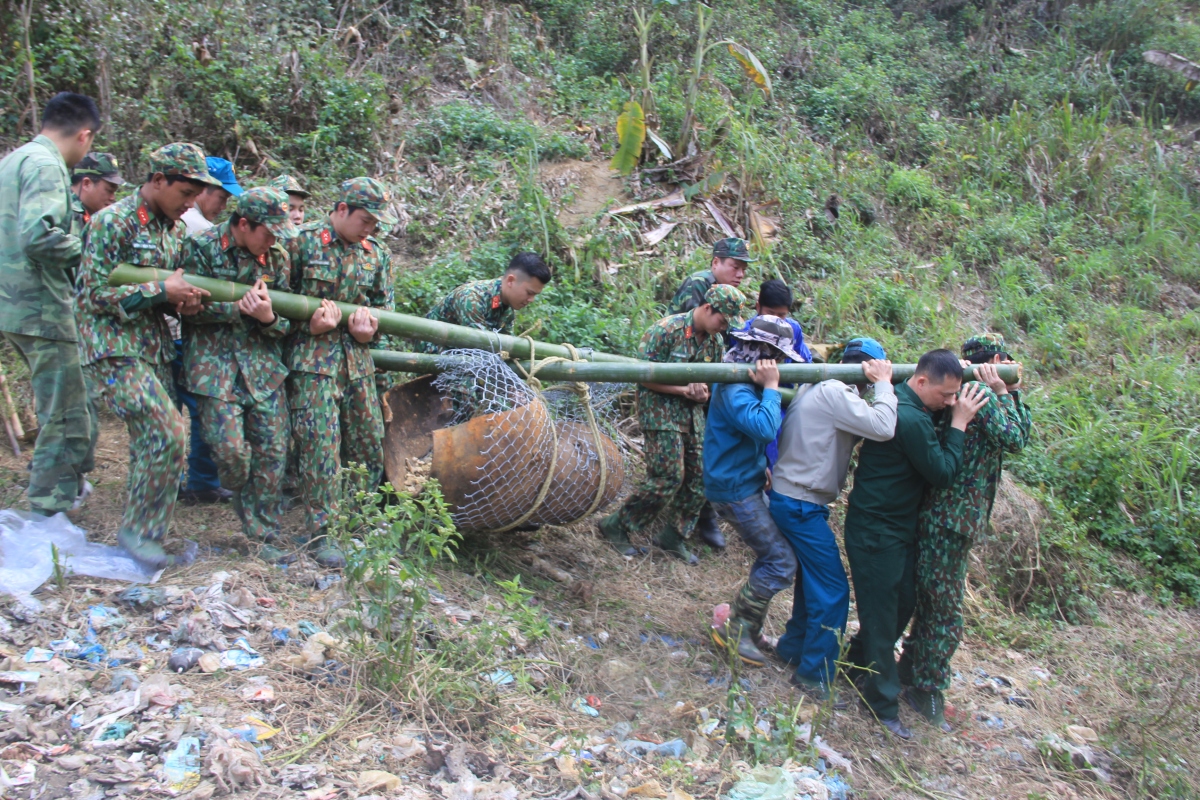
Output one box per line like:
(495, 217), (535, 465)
(418, 278), (514, 353)
(285, 178), (396, 534)
(605, 286), (747, 544)
(70, 153), (126, 241)
(0, 135), (99, 516)
(666, 238), (755, 315)
(76, 143), (222, 561)
(902, 336), (1032, 693)
(182, 188), (297, 541)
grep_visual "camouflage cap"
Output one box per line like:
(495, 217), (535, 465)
(146, 143), (223, 188)
(234, 187), (299, 240)
(962, 332), (1010, 362)
(704, 284), (749, 328)
(712, 236), (755, 263)
(337, 177), (398, 227)
(269, 174), (310, 199)
(73, 152), (126, 185)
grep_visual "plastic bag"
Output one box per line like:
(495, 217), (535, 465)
(724, 766), (796, 800)
(0, 510), (160, 610)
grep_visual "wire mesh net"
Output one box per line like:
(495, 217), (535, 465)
(426, 350), (630, 531)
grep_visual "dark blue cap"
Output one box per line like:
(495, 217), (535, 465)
(205, 157), (243, 196)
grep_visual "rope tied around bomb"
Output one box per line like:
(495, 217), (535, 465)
(485, 337), (610, 532)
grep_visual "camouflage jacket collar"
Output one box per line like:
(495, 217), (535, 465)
(317, 220), (374, 252)
(31, 135), (66, 170)
(133, 189), (177, 231)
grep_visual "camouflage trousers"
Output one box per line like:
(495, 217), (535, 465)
(614, 428), (705, 539)
(2, 333), (98, 515)
(197, 383), (288, 541)
(287, 369), (384, 534)
(84, 357), (185, 543)
(899, 523), (973, 692)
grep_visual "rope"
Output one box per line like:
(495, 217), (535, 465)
(488, 338), (611, 531)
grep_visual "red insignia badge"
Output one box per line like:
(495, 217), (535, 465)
(220, 234), (229, 250)
(361, 239), (372, 252)
(257, 253), (267, 266)
(320, 228), (332, 246)
(491, 295), (501, 310)
(685, 325), (693, 339)
(136, 205), (150, 226)
(83, 211), (91, 225)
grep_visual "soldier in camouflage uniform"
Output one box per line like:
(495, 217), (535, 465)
(0, 93), (101, 518)
(77, 142), (219, 569)
(664, 237), (756, 549)
(0, 95), (100, 514)
(267, 175), (310, 227)
(70, 152), (125, 252)
(597, 285), (748, 564)
(417, 251), (552, 354)
(900, 334), (1032, 731)
(286, 178), (396, 568)
(181, 188), (298, 560)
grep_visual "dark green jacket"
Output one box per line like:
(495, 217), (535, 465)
(844, 381), (964, 542)
(0, 135), (81, 341)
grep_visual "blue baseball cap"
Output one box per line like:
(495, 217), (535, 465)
(842, 337), (887, 362)
(205, 157), (243, 196)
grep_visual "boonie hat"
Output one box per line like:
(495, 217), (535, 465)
(704, 284), (750, 329)
(712, 236), (755, 263)
(73, 152), (126, 185)
(337, 177), (398, 228)
(731, 314), (805, 362)
(205, 157), (243, 196)
(234, 187), (299, 239)
(147, 143), (223, 188)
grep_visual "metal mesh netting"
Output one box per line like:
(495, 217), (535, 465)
(429, 349), (629, 531)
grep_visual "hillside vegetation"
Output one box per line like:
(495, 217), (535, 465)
(4, 0), (1200, 794)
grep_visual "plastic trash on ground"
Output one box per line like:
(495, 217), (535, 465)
(0, 510), (161, 609)
(723, 766), (795, 800)
(163, 737), (202, 792)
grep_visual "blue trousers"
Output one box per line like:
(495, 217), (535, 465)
(171, 342), (221, 493)
(711, 492), (797, 596)
(769, 491), (850, 685)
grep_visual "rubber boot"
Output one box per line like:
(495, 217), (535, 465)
(598, 512), (646, 556)
(306, 531), (346, 569)
(695, 503), (726, 549)
(790, 673), (849, 709)
(118, 529), (198, 571)
(710, 583), (770, 666)
(905, 687), (952, 733)
(653, 524), (698, 565)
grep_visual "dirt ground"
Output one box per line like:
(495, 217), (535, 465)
(2, 406), (1198, 799)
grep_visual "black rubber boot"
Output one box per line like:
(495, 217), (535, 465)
(695, 503), (726, 549)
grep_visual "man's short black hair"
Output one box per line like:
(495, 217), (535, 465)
(229, 213), (261, 230)
(41, 93), (101, 136)
(155, 174), (208, 188)
(914, 348), (963, 383)
(70, 173), (85, 186)
(507, 251), (552, 284)
(758, 278), (793, 310)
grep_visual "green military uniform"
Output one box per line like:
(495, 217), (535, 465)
(599, 285), (747, 558)
(182, 188), (297, 547)
(76, 143), (223, 567)
(418, 278), (514, 353)
(70, 153), (126, 239)
(285, 178), (396, 539)
(901, 336), (1032, 705)
(0, 135), (99, 516)
(665, 237), (754, 315)
(843, 381), (965, 721)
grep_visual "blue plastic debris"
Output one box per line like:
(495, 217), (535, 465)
(484, 669), (515, 686)
(621, 739), (687, 758)
(98, 720), (134, 741)
(24, 648), (54, 663)
(297, 621), (321, 637)
(87, 606), (126, 634)
(117, 586), (167, 608)
(584, 636), (600, 649)
(270, 628), (290, 645)
(570, 697), (600, 717)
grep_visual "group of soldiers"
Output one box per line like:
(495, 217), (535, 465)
(0, 92), (552, 570)
(2, 92), (1030, 736)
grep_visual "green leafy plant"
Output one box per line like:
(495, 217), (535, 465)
(610, 100), (647, 176)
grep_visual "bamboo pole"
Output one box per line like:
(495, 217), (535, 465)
(370, 349), (1022, 386)
(108, 266), (638, 364)
(0, 362), (25, 456)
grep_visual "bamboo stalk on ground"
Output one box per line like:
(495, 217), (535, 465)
(0, 362), (25, 456)
(108, 265), (637, 364)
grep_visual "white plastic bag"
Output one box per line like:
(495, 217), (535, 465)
(0, 510), (160, 609)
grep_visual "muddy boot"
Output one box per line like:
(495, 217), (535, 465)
(117, 529), (197, 571)
(790, 673), (849, 709)
(695, 503), (726, 549)
(653, 524), (698, 565)
(710, 584), (770, 666)
(905, 687), (952, 733)
(306, 532), (346, 570)
(598, 512), (646, 556)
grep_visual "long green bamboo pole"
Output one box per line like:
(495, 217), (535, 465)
(108, 265), (638, 363)
(370, 350), (1022, 386)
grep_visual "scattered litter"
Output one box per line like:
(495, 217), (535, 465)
(392, 734), (426, 761)
(315, 575), (340, 591)
(220, 646), (264, 670)
(23, 648), (54, 662)
(586, 694), (601, 708)
(1067, 725), (1099, 744)
(241, 683), (275, 703)
(199, 653), (223, 673)
(204, 736), (266, 793)
(0, 671), (40, 686)
(621, 739), (687, 758)
(270, 628), (290, 645)
(118, 586), (168, 608)
(283, 631), (337, 672)
(978, 713), (1005, 730)
(230, 716), (282, 743)
(485, 669), (515, 686)
(0, 761), (36, 787)
(723, 766), (795, 800)
(106, 669), (140, 693)
(140, 674), (179, 707)
(813, 736), (852, 774)
(358, 770), (402, 793)
(629, 779), (668, 797)
(87, 605), (126, 633)
(163, 737), (202, 792)
(297, 621), (322, 637)
(169, 648), (205, 674)
(570, 697), (599, 717)
(0, 511), (161, 609)
(98, 720), (134, 741)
